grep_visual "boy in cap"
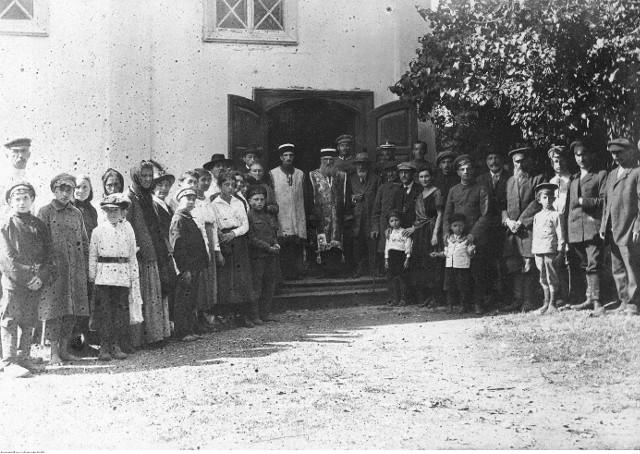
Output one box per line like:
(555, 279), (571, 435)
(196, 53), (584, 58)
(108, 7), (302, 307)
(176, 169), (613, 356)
(169, 188), (210, 341)
(89, 193), (139, 361)
(599, 138), (640, 316)
(247, 184), (280, 323)
(531, 183), (565, 314)
(0, 182), (54, 377)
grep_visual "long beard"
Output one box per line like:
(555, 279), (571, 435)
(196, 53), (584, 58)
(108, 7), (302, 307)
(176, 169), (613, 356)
(357, 169), (367, 180)
(514, 168), (527, 181)
(320, 164), (335, 176)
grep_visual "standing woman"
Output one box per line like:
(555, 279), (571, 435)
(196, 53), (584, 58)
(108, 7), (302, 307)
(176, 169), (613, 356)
(38, 174), (90, 364)
(403, 164), (444, 307)
(212, 170), (255, 327)
(126, 161), (171, 347)
(102, 168), (124, 198)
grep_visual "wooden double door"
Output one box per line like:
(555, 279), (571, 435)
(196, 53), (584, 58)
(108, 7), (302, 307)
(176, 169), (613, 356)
(228, 89), (417, 175)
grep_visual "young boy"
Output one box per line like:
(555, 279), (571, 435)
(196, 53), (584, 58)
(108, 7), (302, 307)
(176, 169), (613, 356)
(442, 213), (476, 314)
(89, 193), (139, 361)
(384, 209), (413, 307)
(169, 188), (209, 342)
(0, 182), (55, 377)
(532, 183), (565, 314)
(247, 185), (280, 324)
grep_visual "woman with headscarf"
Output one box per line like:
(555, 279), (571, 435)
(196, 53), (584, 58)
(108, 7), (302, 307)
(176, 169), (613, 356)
(126, 161), (171, 348)
(102, 168), (124, 198)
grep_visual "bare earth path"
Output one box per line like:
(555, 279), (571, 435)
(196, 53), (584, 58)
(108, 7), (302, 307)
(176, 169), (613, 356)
(1, 305), (638, 449)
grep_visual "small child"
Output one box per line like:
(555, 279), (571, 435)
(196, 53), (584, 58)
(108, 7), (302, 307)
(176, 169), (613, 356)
(89, 193), (139, 361)
(169, 188), (210, 342)
(442, 213), (476, 314)
(384, 209), (413, 307)
(531, 183), (565, 314)
(247, 185), (280, 324)
(0, 182), (55, 378)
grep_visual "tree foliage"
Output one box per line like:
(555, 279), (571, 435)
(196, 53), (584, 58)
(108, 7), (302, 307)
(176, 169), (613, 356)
(391, 0), (640, 154)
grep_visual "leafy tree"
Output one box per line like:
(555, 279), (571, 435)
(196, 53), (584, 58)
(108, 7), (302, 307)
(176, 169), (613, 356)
(391, 0), (640, 157)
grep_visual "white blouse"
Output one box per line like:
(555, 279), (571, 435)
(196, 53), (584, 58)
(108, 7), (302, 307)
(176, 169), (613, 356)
(211, 195), (249, 237)
(191, 197), (221, 254)
(89, 220), (140, 287)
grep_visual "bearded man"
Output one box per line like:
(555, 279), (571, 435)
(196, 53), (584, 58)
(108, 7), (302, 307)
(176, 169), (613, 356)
(309, 148), (349, 277)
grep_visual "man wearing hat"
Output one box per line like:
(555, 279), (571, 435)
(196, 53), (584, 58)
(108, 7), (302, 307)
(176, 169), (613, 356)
(269, 144), (307, 280)
(408, 141), (429, 170)
(347, 152), (381, 277)
(203, 153), (233, 199)
(565, 140), (607, 312)
(599, 138), (640, 316)
(375, 141), (399, 177)
(501, 146), (545, 312)
(309, 148), (349, 277)
(334, 134), (356, 176)
(443, 154), (490, 313)
(371, 160), (402, 277)
(1, 138), (33, 214)
(433, 149), (458, 201)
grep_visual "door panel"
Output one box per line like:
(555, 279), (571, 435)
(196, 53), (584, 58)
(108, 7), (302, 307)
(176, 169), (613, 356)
(228, 94), (267, 170)
(367, 100), (417, 164)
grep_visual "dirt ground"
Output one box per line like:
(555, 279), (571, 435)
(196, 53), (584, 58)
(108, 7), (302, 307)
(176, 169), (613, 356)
(1, 304), (639, 450)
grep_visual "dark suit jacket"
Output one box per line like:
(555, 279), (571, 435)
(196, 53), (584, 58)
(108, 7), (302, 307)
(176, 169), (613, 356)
(600, 166), (640, 246)
(372, 181), (402, 252)
(565, 169), (607, 244)
(393, 182), (422, 228)
(443, 182), (490, 245)
(503, 173), (545, 258)
(347, 172), (381, 237)
(476, 169), (511, 216)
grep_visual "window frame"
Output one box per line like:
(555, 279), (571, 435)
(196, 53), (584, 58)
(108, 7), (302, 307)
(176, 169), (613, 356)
(0, 0), (48, 37)
(203, 0), (298, 45)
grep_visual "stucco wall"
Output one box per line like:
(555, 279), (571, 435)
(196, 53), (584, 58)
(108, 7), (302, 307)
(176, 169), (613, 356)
(0, 0), (431, 192)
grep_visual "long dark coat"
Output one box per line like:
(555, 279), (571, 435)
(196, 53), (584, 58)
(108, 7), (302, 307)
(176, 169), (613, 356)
(600, 167), (640, 246)
(565, 169), (607, 244)
(503, 173), (545, 259)
(347, 171), (381, 237)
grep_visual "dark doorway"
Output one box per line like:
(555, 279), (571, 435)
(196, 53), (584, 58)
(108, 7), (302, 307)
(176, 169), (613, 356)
(266, 98), (358, 175)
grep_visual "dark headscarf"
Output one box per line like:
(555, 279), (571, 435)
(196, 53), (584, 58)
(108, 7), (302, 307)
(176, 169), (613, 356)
(72, 174), (98, 240)
(101, 168), (124, 197)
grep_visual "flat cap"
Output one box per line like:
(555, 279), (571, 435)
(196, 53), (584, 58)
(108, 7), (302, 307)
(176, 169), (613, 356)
(176, 188), (198, 201)
(5, 181), (35, 203)
(320, 148), (338, 159)
(508, 147), (533, 159)
(335, 134), (354, 145)
(397, 161), (416, 171)
(240, 145), (262, 157)
(570, 140), (590, 154)
(247, 184), (267, 199)
(50, 173), (76, 191)
(435, 150), (456, 165)
(535, 182), (558, 194)
(353, 152), (371, 163)
(100, 193), (131, 209)
(382, 160), (399, 171)
(607, 138), (635, 153)
(453, 154), (473, 169)
(4, 138), (31, 149)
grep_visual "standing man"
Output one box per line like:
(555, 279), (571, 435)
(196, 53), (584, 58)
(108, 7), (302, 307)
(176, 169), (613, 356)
(476, 149), (511, 305)
(240, 145), (261, 174)
(500, 147), (545, 312)
(347, 152), (381, 278)
(309, 148), (349, 277)
(599, 138), (640, 316)
(334, 134), (356, 176)
(433, 149), (458, 202)
(375, 141), (399, 177)
(408, 141), (429, 170)
(270, 144), (307, 280)
(371, 161), (402, 277)
(565, 140), (607, 313)
(443, 155), (490, 313)
(1, 138), (33, 214)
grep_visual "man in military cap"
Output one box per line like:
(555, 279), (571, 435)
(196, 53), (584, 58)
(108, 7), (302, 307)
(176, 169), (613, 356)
(334, 134), (356, 176)
(408, 141), (429, 170)
(269, 144), (307, 280)
(599, 138), (640, 316)
(371, 160), (401, 277)
(346, 152), (381, 277)
(433, 149), (458, 201)
(375, 141), (399, 177)
(1, 138), (33, 213)
(309, 148), (349, 277)
(443, 154), (490, 313)
(500, 146), (545, 312)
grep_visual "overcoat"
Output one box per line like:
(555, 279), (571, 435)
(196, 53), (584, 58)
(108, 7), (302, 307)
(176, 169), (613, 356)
(599, 166), (640, 246)
(503, 173), (545, 258)
(566, 169), (607, 244)
(347, 171), (381, 237)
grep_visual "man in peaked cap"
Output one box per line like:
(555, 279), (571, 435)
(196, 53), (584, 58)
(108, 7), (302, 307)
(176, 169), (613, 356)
(346, 152), (381, 278)
(599, 138), (640, 316)
(269, 143), (307, 280)
(375, 141), (399, 177)
(309, 148), (350, 277)
(443, 154), (490, 313)
(433, 149), (458, 201)
(371, 160), (402, 277)
(334, 134), (356, 176)
(500, 146), (545, 313)
(1, 138), (33, 214)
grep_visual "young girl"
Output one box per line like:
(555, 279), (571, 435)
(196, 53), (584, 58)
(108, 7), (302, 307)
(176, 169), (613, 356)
(38, 174), (90, 364)
(212, 170), (254, 327)
(0, 182), (55, 377)
(532, 183), (565, 315)
(384, 210), (413, 307)
(442, 213), (476, 314)
(89, 193), (139, 361)
(404, 164), (444, 308)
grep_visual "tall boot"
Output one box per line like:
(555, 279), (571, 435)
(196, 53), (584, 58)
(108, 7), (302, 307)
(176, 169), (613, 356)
(447, 291), (455, 314)
(386, 279), (397, 306)
(459, 290), (470, 314)
(395, 278), (404, 306)
(589, 274), (604, 315)
(48, 317), (63, 365)
(536, 287), (550, 315)
(500, 273), (524, 312)
(58, 316), (79, 362)
(521, 272), (539, 312)
(1, 321), (18, 369)
(546, 289), (558, 314)
(571, 280), (593, 310)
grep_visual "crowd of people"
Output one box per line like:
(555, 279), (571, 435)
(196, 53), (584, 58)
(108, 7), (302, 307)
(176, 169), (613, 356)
(1, 133), (639, 379)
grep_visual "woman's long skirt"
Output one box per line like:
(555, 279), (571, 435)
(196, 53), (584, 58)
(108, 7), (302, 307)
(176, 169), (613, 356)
(131, 260), (170, 346)
(215, 235), (253, 314)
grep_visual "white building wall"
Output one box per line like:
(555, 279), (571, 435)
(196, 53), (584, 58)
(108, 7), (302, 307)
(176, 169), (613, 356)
(0, 0), (431, 191)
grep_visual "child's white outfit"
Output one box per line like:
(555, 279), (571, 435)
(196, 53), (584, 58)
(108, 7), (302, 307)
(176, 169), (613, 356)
(532, 207), (565, 300)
